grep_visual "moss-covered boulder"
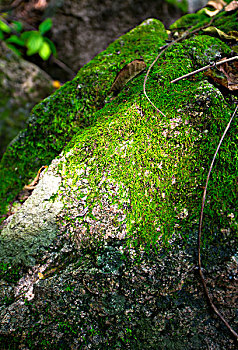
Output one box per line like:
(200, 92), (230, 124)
(0, 7), (237, 349)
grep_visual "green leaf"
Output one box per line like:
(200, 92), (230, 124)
(0, 20), (11, 33)
(38, 41), (51, 60)
(12, 20), (23, 33)
(6, 35), (25, 46)
(26, 32), (44, 55)
(39, 18), (52, 35)
(44, 37), (57, 56)
(20, 31), (34, 42)
(5, 43), (22, 56)
(0, 29), (4, 40)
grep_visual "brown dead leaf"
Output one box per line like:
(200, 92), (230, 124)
(204, 0), (226, 16)
(228, 31), (238, 40)
(232, 44), (238, 53)
(207, 0), (226, 11)
(225, 0), (238, 12)
(204, 59), (238, 91)
(203, 26), (238, 41)
(203, 8), (217, 16)
(110, 59), (146, 95)
(203, 8), (219, 16)
(217, 60), (238, 90)
(24, 166), (48, 190)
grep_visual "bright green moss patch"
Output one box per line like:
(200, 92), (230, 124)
(0, 13), (237, 250)
(0, 19), (167, 224)
(59, 33), (237, 249)
(170, 3), (238, 34)
(0, 12), (237, 349)
(169, 12), (208, 30)
(212, 11), (238, 33)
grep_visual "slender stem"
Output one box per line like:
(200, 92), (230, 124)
(51, 57), (76, 79)
(143, 47), (168, 118)
(198, 104), (238, 340)
(171, 56), (238, 84)
(143, 17), (214, 116)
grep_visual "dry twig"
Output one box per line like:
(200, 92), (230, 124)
(143, 13), (238, 340)
(170, 56), (238, 84)
(198, 104), (238, 341)
(143, 18), (215, 116)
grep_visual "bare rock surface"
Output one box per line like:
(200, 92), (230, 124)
(0, 160), (63, 266)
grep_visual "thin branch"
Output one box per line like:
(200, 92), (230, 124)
(198, 104), (238, 341)
(51, 56), (76, 79)
(143, 12), (238, 340)
(170, 56), (238, 84)
(143, 46), (168, 118)
(143, 17), (215, 116)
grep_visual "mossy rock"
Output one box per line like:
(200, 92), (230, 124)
(0, 8), (237, 349)
(0, 18), (167, 223)
(0, 8), (237, 265)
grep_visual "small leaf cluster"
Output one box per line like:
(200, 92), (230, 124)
(0, 16), (56, 60)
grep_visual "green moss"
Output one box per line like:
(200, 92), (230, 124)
(170, 2), (238, 34)
(1, 10), (237, 250)
(0, 10), (238, 349)
(0, 260), (22, 284)
(212, 11), (238, 33)
(60, 32), (237, 248)
(0, 19), (167, 224)
(169, 12), (208, 30)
